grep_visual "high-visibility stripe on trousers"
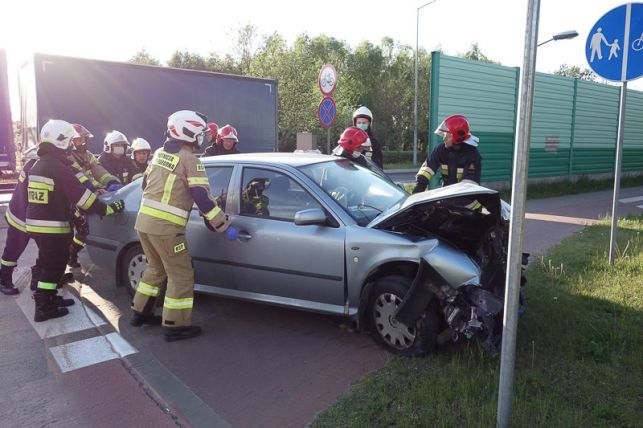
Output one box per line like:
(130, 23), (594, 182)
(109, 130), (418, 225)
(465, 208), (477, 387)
(131, 231), (195, 327)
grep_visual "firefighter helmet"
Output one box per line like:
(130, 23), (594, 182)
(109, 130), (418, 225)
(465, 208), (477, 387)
(167, 110), (208, 146)
(434, 114), (478, 146)
(103, 130), (129, 153)
(40, 119), (78, 150)
(352, 106), (373, 126)
(337, 126), (369, 158)
(218, 124), (238, 142)
(130, 138), (151, 159)
(72, 123), (93, 139)
(206, 122), (220, 144)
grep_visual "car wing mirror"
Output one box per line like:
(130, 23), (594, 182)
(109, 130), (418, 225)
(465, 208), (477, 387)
(294, 208), (327, 226)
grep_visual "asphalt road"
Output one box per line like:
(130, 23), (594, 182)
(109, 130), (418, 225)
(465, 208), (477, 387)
(0, 185), (641, 427)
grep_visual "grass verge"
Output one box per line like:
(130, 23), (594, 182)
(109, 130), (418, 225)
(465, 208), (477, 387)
(311, 215), (643, 428)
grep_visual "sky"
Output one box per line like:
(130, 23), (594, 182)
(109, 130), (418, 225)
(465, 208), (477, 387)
(2, 0), (643, 117)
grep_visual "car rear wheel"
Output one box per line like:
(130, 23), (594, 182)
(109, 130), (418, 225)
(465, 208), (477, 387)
(367, 275), (438, 357)
(120, 244), (147, 297)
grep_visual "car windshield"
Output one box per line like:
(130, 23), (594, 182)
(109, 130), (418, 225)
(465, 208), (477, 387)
(299, 158), (407, 225)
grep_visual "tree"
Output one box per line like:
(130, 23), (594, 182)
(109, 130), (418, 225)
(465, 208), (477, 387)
(167, 51), (207, 70)
(128, 49), (161, 66)
(235, 24), (258, 75)
(553, 64), (596, 81)
(460, 43), (499, 64)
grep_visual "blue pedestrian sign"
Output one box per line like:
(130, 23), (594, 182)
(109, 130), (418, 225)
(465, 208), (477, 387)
(586, 3), (643, 82)
(317, 96), (336, 128)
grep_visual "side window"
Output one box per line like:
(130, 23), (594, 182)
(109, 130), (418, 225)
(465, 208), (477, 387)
(240, 168), (322, 221)
(206, 166), (233, 211)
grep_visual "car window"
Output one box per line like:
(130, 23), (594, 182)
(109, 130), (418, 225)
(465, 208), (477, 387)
(240, 168), (322, 221)
(206, 166), (233, 211)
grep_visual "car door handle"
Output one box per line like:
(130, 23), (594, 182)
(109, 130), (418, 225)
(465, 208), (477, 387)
(237, 231), (252, 241)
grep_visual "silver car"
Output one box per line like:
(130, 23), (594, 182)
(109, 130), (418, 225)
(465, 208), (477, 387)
(87, 153), (519, 356)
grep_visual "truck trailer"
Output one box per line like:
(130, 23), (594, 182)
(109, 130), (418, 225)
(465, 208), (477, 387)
(19, 53), (278, 154)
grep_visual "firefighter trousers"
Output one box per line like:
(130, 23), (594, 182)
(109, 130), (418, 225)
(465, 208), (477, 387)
(1, 224), (30, 269)
(31, 234), (71, 293)
(131, 231), (194, 327)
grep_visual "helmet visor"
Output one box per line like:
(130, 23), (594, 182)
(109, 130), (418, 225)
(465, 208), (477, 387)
(434, 120), (450, 138)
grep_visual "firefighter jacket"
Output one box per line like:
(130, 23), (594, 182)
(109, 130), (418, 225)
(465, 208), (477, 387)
(98, 152), (132, 185)
(128, 159), (148, 183)
(413, 143), (482, 193)
(70, 149), (119, 189)
(5, 158), (37, 233)
(203, 144), (239, 157)
(26, 144), (108, 236)
(135, 140), (225, 235)
(366, 130), (384, 169)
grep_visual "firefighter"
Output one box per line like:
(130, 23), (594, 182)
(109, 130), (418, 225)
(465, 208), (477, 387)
(204, 124), (239, 156)
(99, 130), (131, 186)
(352, 106), (384, 168)
(412, 114), (482, 193)
(129, 137), (152, 182)
(202, 122), (220, 156)
(68, 124), (120, 268)
(131, 110), (232, 342)
(241, 178), (270, 216)
(26, 120), (125, 322)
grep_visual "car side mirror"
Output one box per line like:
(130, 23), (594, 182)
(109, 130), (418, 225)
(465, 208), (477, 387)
(294, 208), (327, 226)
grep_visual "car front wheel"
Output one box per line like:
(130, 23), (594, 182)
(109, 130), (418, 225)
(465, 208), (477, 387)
(367, 275), (438, 357)
(120, 244), (147, 297)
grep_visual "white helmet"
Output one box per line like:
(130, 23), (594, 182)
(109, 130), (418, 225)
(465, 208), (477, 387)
(130, 137), (151, 158)
(22, 145), (40, 160)
(167, 110), (208, 146)
(40, 119), (79, 150)
(104, 130), (129, 153)
(352, 106), (373, 125)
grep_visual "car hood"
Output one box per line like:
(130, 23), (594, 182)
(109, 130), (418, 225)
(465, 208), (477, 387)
(368, 181), (500, 230)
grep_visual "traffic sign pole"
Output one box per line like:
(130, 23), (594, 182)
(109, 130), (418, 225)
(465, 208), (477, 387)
(609, 81), (627, 264)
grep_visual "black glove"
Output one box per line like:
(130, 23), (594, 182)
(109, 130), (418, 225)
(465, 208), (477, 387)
(72, 211), (90, 235)
(105, 199), (125, 216)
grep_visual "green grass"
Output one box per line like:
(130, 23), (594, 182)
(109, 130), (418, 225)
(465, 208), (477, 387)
(311, 215), (643, 428)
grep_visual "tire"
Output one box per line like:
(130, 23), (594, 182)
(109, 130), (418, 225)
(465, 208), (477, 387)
(120, 244), (147, 297)
(366, 275), (439, 357)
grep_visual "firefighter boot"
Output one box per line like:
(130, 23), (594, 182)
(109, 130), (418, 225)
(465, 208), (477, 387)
(68, 245), (81, 268)
(130, 311), (162, 327)
(53, 290), (75, 307)
(34, 293), (69, 322)
(164, 326), (202, 342)
(0, 266), (19, 295)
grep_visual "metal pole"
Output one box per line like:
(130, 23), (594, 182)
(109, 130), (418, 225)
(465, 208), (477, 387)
(326, 127), (331, 154)
(413, 1), (437, 166)
(497, 0), (540, 427)
(609, 81), (627, 264)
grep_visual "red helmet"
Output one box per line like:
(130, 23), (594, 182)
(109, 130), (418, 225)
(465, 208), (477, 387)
(206, 122), (219, 143)
(337, 126), (369, 155)
(435, 114), (471, 144)
(72, 123), (93, 139)
(219, 124), (238, 142)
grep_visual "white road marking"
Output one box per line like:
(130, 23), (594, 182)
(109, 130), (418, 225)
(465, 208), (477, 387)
(619, 196), (643, 203)
(525, 213), (600, 225)
(16, 287), (106, 339)
(49, 333), (137, 373)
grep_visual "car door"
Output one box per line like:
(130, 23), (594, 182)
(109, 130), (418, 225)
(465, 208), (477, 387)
(186, 165), (237, 290)
(231, 166), (346, 310)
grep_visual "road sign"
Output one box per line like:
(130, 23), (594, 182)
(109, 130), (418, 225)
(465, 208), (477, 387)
(586, 2), (643, 82)
(317, 96), (336, 128)
(318, 64), (337, 95)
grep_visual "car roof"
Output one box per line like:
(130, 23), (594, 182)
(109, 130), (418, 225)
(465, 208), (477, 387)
(200, 152), (334, 168)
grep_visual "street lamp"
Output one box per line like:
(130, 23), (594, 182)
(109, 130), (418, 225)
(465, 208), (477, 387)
(414, 0), (438, 166)
(537, 30), (578, 47)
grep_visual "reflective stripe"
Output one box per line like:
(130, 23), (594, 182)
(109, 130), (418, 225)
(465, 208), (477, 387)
(141, 198), (189, 219)
(29, 175), (54, 186)
(161, 174), (176, 205)
(76, 189), (96, 210)
(75, 172), (88, 183)
(98, 173), (112, 183)
(153, 151), (180, 171)
(139, 206), (188, 227)
(417, 166), (435, 181)
(164, 296), (193, 310)
(1, 259), (17, 267)
(18, 171), (26, 183)
(5, 211), (27, 232)
(137, 281), (160, 297)
(464, 200), (482, 210)
(26, 219), (71, 234)
(187, 177), (209, 187)
(73, 236), (86, 247)
(203, 205), (222, 221)
(440, 165), (448, 174)
(28, 181), (54, 191)
(37, 281), (58, 290)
